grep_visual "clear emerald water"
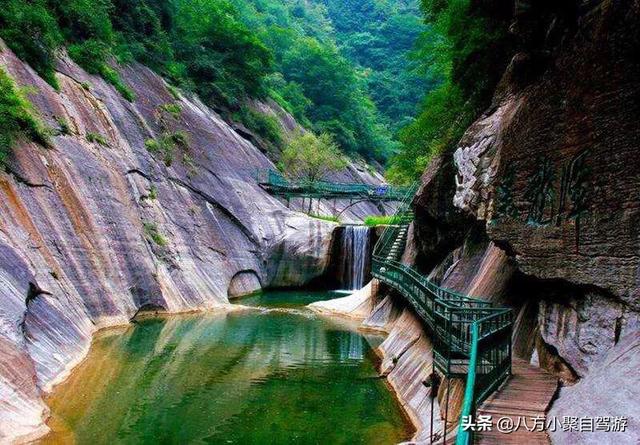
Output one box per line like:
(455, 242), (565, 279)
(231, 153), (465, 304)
(44, 290), (412, 444)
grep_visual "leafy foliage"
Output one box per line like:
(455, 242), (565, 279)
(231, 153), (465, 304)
(387, 0), (512, 183)
(86, 132), (108, 146)
(233, 105), (282, 148)
(0, 0), (63, 89)
(279, 131), (347, 182)
(236, 0), (401, 161)
(55, 117), (72, 135)
(68, 39), (135, 101)
(0, 69), (50, 164)
(148, 185), (158, 200)
(319, 0), (431, 133)
(168, 0), (273, 108)
(143, 222), (167, 246)
(0, 0), (433, 165)
(159, 103), (182, 118)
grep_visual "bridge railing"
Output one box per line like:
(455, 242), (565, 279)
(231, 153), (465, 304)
(371, 178), (513, 444)
(256, 168), (411, 199)
(456, 312), (512, 445)
(372, 257), (511, 359)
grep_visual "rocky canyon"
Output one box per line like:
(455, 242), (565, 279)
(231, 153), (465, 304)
(312, 1), (640, 444)
(0, 38), (388, 442)
(1, 0), (639, 444)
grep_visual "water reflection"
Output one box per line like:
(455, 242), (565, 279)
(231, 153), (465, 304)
(44, 291), (411, 445)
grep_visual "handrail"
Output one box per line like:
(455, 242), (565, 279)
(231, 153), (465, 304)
(370, 179), (513, 444)
(457, 323), (479, 445)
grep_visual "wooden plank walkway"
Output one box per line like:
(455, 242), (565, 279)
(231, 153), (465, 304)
(475, 358), (558, 444)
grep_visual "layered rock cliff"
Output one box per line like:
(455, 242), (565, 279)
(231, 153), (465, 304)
(418, 1), (640, 443)
(0, 40), (385, 442)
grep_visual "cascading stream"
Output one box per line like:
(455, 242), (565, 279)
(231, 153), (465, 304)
(339, 226), (372, 290)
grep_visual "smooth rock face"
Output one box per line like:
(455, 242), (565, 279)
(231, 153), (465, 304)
(0, 41), (382, 442)
(308, 280), (375, 319)
(548, 331), (640, 445)
(227, 271), (262, 299)
(538, 292), (625, 377)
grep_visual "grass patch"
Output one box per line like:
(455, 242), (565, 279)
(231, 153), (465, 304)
(86, 132), (108, 146)
(364, 215), (396, 226)
(143, 222), (167, 246)
(55, 116), (71, 135)
(145, 131), (189, 166)
(182, 153), (197, 176)
(148, 185), (157, 200)
(309, 213), (339, 223)
(167, 84), (181, 100)
(0, 68), (50, 164)
(159, 103), (181, 118)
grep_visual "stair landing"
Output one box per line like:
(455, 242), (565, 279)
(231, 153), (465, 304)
(476, 358), (558, 444)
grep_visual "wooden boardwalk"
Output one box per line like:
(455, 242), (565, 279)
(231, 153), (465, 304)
(475, 358), (558, 444)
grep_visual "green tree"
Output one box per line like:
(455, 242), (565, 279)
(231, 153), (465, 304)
(170, 0), (274, 107)
(0, 0), (63, 88)
(319, 0), (429, 132)
(0, 0), (406, 163)
(280, 131), (347, 182)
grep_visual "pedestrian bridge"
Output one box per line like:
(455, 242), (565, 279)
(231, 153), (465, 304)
(256, 169), (410, 201)
(260, 170), (557, 444)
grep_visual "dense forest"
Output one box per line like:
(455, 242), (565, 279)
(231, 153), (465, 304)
(0, 0), (510, 183)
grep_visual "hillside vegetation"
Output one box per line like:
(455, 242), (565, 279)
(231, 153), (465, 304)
(320, 0), (431, 133)
(0, 0), (424, 163)
(386, 0), (512, 183)
(0, 0), (510, 183)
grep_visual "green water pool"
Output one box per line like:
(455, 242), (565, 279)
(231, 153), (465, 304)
(44, 290), (412, 444)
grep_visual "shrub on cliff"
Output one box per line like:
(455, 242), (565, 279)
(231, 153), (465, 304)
(68, 40), (135, 101)
(234, 105), (282, 148)
(145, 131), (189, 167)
(0, 69), (50, 164)
(143, 222), (168, 247)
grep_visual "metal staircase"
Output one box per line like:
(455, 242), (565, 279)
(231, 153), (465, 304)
(370, 184), (514, 445)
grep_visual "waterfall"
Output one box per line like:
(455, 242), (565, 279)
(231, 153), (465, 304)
(338, 226), (372, 290)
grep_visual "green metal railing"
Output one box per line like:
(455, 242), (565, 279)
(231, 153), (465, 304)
(370, 183), (513, 445)
(256, 169), (411, 201)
